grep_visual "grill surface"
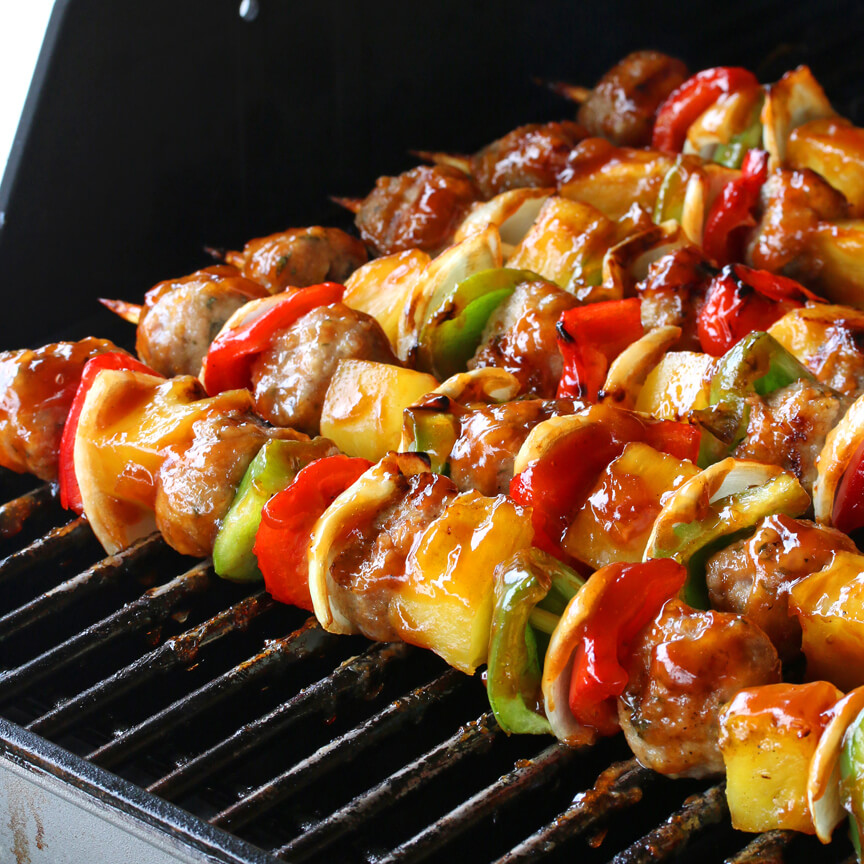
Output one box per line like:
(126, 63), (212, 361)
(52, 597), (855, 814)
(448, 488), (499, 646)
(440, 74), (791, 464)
(0, 474), (856, 864)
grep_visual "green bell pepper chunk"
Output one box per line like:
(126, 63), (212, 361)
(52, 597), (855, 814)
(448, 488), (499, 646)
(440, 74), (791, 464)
(402, 400), (460, 475)
(487, 549), (584, 735)
(213, 437), (337, 582)
(695, 332), (817, 449)
(653, 158), (688, 224)
(418, 268), (544, 379)
(841, 706), (864, 860)
(712, 95), (765, 169)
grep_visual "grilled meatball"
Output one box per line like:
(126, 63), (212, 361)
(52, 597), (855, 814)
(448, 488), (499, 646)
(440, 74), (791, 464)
(618, 599), (781, 779)
(154, 412), (305, 557)
(225, 226), (368, 293)
(250, 303), (398, 435)
(355, 164), (480, 256)
(637, 246), (710, 352)
(328, 469), (457, 642)
(470, 121), (586, 199)
(137, 266), (267, 378)
(449, 399), (579, 495)
(0, 337), (122, 481)
(732, 378), (848, 494)
(469, 280), (578, 397)
(705, 515), (857, 662)
(578, 51), (690, 147)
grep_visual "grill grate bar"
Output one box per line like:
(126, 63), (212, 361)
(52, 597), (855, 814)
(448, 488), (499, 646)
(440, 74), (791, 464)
(610, 784), (729, 864)
(90, 617), (338, 769)
(0, 560), (212, 703)
(148, 641), (413, 801)
(28, 591), (276, 737)
(492, 759), (657, 864)
(724, 830), (794, 863)
(0, 483), (56, 539)
(378, 742), (577, 864)
(272, 712), (500, 863)
(0, 515), (91, 587)
(211, 667), (469, 832)
(0, 532), (165, 643)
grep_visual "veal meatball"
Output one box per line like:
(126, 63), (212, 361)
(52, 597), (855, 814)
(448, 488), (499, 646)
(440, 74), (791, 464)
(469, 280), (578, 397)
(225, 226), (368, 293)
(0, 337), (122, 481)
(355, 164), (480, 256)
(578, 51), (689, 147)
(470, 121), (586, 199)
(705, 515), (857, 661)
(137, 266), (267, 378)
(618, 599), (780, 778)
(250, 303), (398, 435)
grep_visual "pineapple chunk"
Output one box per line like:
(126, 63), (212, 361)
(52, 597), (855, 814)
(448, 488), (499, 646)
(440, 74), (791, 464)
(720, 681), (843, 834)
(397, 492), (534, 674)
(563, 442), (699, 568)
(790, 551), (864, 691)
(806, 221), (864, 308)
(634, 351), (713, 420)
(320, 360), (438, 462)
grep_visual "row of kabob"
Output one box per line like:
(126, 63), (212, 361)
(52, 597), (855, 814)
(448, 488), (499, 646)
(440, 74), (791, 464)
(7, 49), (864, 851)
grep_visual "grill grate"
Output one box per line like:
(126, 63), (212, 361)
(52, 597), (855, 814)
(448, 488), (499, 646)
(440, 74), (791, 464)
(0, 470), (856, 863)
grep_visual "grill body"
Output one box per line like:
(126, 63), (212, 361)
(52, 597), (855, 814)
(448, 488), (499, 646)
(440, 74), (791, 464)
(2, 2), (864, 862)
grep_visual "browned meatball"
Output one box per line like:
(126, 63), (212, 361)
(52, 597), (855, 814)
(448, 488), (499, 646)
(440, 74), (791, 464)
(732, 378), (849, 494)
(328, 468), (457, 642)
(250, 303), (398, 434)
(578, 51), (689, 147)
(137, 266), (267, 378)
(618, 599), (781, 778)
(355, 164), (480, 256)
(225, 226), (368, 293)
(154, 412), (306, 557)
(637, 246), (710, 352)
(0, 337), (123, 481)
(706, 515), (857, 662)
(469, 121), (586, 199)
(449, 399), (579, 495)
(469, 280), (578, 397)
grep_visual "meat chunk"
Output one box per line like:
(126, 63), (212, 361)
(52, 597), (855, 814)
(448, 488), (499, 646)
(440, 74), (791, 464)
(449, 399), (578, 495)
(470, 121), (586, 199)
(578, 51), (690, 147)
(732, 378), (848, 494)
(137, 266), (267, 378)
(251, 303), (398, 435)
(154, 412), (304, 557)
(355, 164), (480, 256)
(706, 515), (857, 661)
(225, 226), (367, 293)
(0, 337), (122, 481)
(469, 280), (578, 397)
(618, 599), (781, 778)
(328, 470), (458, 642)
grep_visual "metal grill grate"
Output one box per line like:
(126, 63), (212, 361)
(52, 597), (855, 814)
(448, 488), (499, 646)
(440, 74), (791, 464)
(0, 471), (856, 863)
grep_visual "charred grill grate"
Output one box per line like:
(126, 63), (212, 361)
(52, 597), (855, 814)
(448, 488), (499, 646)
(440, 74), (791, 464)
(0, 470), (856, 864)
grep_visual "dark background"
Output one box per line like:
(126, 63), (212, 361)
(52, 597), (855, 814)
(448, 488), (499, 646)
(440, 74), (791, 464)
(1, 0), (863, 346)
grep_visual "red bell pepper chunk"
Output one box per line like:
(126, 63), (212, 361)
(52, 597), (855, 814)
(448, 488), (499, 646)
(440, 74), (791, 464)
(702, 148), (768, 266)
(568, 559), (688, 733)
(200, 282), (344, 396)
(509, 412), (699, 563)
(253, 454), (372, 610)
(833, 438), (864, 535)
(556, 298), (644, 402)
(652, 66), (760, 152)
(59, 352), (162, 513)
(697, 263), (822, 356)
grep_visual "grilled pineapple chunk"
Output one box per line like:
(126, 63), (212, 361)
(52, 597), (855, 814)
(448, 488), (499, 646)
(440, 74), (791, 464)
(320, 360), (438, 462)
(634, 351), (713, 420)
(719, 681), (843, 834)
(790, 551), (864, 691)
